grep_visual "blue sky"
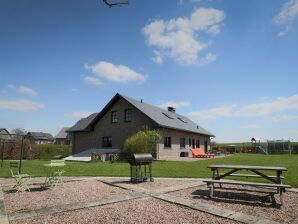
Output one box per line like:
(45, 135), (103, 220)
(0, 0), (298, 142)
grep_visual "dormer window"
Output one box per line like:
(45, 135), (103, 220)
(162, 112), (174, 119)
(111, 111), (118, 123)
(178, 117), (187, 123)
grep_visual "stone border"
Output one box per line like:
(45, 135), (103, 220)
(0, 185), (9, 224)
(9, 192), (146, 221)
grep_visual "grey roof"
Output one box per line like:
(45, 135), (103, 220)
(55, 127), (70, 139)
(0, 128), (10, 134)
(67, 93), (214, 137)
(27, 132), (54, 141)
(67, 113), (98, 132)
(120, 94), (214, 137)
(0, 128), (11, 139)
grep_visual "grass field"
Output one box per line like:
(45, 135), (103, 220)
(1, 154), (297, 186)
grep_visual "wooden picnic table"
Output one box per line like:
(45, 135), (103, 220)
(204, 164), (291, 206)
(208, 164), (287, 184)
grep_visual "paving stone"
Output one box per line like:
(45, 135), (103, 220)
(9, 192), (145, 221)
(0, 186), (9, 224)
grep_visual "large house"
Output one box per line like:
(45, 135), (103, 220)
(67, 93), (215, 159)
(26, 132), (54, 144)
(0, 128), (11, 140)
(55, 127), (71, 145)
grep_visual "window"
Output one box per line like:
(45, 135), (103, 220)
(192, 139), (195, 148)
(111, 111), (118, 123)
(180, 138), (186, 148)
(102, 136), (112, 148)
(162, 112), (174, 119)
(125, 109), (132, 122)
(189, 138), (191, 147)
(164, 137), (171, 148)
(177, 117), (187, 123)
(196, 139), (200, 148)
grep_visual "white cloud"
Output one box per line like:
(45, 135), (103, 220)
(152, 50), (164, 64)
(85, 61), (147, 84)
(18, 86), (37, 96)
(70, 88), (78, 92)
(142, 7), (225, 65)
(241, 124), (260, 129)
(158, 100), (192, 109)
(83, 76), (103, 86)
(235, 94), (298, 117)
(7, 84), (15, 89)
(188, 105), (236, 123)
(199, 52), (217, 65)
(272, 114), (298, 121)
(66, 112), (94, 120)
(274, 0), (298, 36)
(0, 99), (44, 111)
(188, 94), (298, 123)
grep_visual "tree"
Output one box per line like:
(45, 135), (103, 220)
(102, 0), (129, 8)
(123, 129), (161, 158)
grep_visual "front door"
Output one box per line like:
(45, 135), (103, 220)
(204, 140), (208, 153)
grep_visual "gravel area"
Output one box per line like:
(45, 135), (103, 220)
(169, 184), (298, 223)
(4, 180), (131, 213)
(118, 179), (198, 190)
(10, 198), (239, 224)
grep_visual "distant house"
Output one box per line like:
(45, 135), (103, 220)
(55, 127), (71, 145)
(26, 132), (54, 144)
(0, 128), (11, 140)
(67, 93), (215, 160)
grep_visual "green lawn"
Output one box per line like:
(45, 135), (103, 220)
(1, 154), (298, 186)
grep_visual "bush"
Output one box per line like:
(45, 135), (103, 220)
(33, 144), (72, 159)
(123, 129), (161, 158)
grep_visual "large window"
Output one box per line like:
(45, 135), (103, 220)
(196, 139), (200, 148)
(125, 109), (132, 122)
(180, 138), (186, 148)
(111, 111), (118, 123)
(102, 136), (112, 148)
(164, 137), (171, 148)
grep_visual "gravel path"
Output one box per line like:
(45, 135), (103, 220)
(10, 198), (239, 224)
(169, 184), (298, 223)
(118, 179), (198, 190)
(4, 180), (131, 213)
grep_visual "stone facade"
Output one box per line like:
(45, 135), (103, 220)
(157, 128), (211, 160)
(72, 98), (156, 154)
(72, 97), (212, 159)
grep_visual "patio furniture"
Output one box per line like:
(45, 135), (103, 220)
(191, 148), (215, 158)
(128, 154), (153, 183)
(43, 160), (65, 188)
(10, 161), (30, 192)
(203, 164), (291, 207)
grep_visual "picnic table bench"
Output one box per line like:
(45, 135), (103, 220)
(203, 164), (291, 206)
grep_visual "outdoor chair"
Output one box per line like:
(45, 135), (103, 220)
(191, 148), (216, 158)
(43, 160), (66, 188)
(10, 161), (30, 192)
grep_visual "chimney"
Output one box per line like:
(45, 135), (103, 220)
(167, 107), (176, 113)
